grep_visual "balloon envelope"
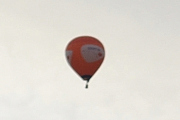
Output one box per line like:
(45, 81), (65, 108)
(65, 36), (105, 87)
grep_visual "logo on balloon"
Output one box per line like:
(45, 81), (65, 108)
(66, 50), (73, 65)
(81, 44), (104, 63)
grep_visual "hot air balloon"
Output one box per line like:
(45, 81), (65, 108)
(65, 36), (105, 88)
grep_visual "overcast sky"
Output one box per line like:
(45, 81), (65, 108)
(0, 0), (180, 120)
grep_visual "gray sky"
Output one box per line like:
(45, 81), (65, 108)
(0, 0), (180, 120)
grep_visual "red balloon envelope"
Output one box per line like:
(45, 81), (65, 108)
(65, 36), (105, 88)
